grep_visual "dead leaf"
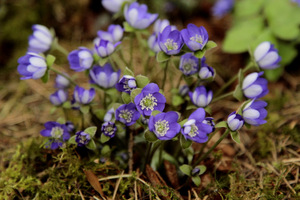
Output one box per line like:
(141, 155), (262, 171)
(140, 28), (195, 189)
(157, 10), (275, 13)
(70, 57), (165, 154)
(83, 169), (106, 199)
(163, 160), (180, 188)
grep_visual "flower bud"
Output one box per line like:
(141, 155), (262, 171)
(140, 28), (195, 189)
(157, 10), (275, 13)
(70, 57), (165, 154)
(227, 112), (244, 131)
(189, 86), (213, 107)
(242, 99), (267, 126)
(254, 41), (281, 70)
(55, 74), (70, 89)
(68, 47), (94, 72)
(115, 75), (137, 94)
(73, 86), (95, 105)
(102, 0), (128, 13)
(50, 90), (68, 106)
(28, 24), (53, 53)
(242, 72), (268, 99)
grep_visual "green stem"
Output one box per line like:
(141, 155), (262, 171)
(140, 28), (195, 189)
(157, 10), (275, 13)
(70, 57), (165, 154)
(158, 141), (165, 167)
(162, 60), (169, 90)
(53, 41), (69, 57)
(48, 67), (77, 86)
(108, 55), (118, 71)
(214, 62), (254, 97)
(80, 111), (85, 130)
(211, 91), (234, 103)
(192, 129), (230, 168)
(129, 33), (134, 69)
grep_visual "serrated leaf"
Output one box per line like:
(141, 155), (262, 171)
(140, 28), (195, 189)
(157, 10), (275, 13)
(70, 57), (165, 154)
(136, 75), (150, 88)
(46, 54), (56, 67)
(100, 134), (110, 143)
(191, 176), (201, 187)
(121, 92), (131, 104)
(205, 41), (217, 50)
(86, 139), (97, 150)
(194, 49), (205, 59)
(179, 164), (192, 176)
(180, 134), (192, 149)
(124, 67), (134, 76)
(68, 135), (77, 144)
(233, 85), (244, 101)
(144, 130), (158, 142)
(130, 88), (142, 102)
(215, 121), (228, 128)
(230, 131), (241, 144)
(156, 51), (170, 63)
(84, 126), (97, 137)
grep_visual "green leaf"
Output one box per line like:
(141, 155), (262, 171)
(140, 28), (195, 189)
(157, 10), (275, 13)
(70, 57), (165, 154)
(46, 54), (56, 67)
(251, 29), (278, 53)
(156, 51), (170, 63)
(179, 164), (192, 176)
(93, 109), (106, 121)
(179, 119), (188, 127)
(172, 95), (184, 107)
(80, 105), (90, 114)
(205, 41), (217, 51)
(237, 69), (244, 86)
(68, 135), (77, 144)
(50, 106), (57, 114)
(98, 57), (108, 66)
(100, 134), (110, 143)
(86, 139), (97, 150)
(180, 134), (192, 149)
(144, 130), (158, 142)
(121, 92), (131, 104)
(194, 49), (205, 59)
(124, 67), (134, 76)
(230, 131), (241, 144)
(195, 165), (207, 175)
(278, 42), (298, 66)
(62, 101), (71, 109)
(151, 110), (161, 116)
(215, 121), (228, 128)
(84, 126), (97, 137)
(223, 16), (264, 53)
(41, 70), (49, 83)
(130, 88), (142, 102)
(56, 117), (66, 124)
(234, 0), (264, 18)
(191, 176), (201, 187)
(123, 21), (136, 32)
(204, 106), (212, 115)
(112, 103), (122, 111)
(101, 145), (111, 156)
(233, 85), (244, 102)
(136, 75), (150, 88)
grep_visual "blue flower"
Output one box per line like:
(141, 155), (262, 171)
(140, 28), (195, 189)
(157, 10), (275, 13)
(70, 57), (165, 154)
(227, 112), (244, 131)
(40, 121), (70, 149)
(73, 86), (95, 104)
(134, 83), (166, 116)
(17, 52), (47, 80)
(68, 47), (94, 72)
(199, 57), (215, 80)
(115, 103), (140, 126)
(181, 24), (209, 51)
(124, 2), (158, 29)
(65, 121), (75, 132)
(90, 63), (121, 89)
(181, 108), (213, 143)
(28, 24), (53, 53)
(95, 39), (121, 58)
(179, 85), (189, 97)
(148, 34), (161, 53)
(148, 111), (181, 140)
(55, 74), (70, 89)
(101, 121), (117, 138)
(242, 72), (268, 99)
(97, 24), (124, 44)
(212, 0), (234, 18)
(102, 0), (128, 13)
(158, 25), (183, 55)
(254, 42), (281, 70)
(50, 89), (68, 106)
(189, 86), (213, 107)
(203, 117), (215, 132)
(115, 75), (137, 93)
(242, 99), (267, 126)
(179, 53), (199, 76)
(75, 131), (91, 147)
(104, 108), (115, 122)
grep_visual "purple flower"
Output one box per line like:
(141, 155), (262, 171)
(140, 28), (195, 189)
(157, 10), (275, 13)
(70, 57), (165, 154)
(148, 111), (181, 140)
(181, 24), (209, 51)
(65, 121), (75, 132)
(97, 24), (124, 44)
(254, 42), (281, 70)
(181, 108), (213, 143)
(116, 75), (137, 93)
(124, 2), (158, 29)
(90, 64), (121, 89)
(50, 89), (68, 106)
(102, 0), (128, 13)
(115, 103), (140, 126)
(134, 83), (166, 116)
(179, 85), (189, 97)
(17, 52), (47, 80)
(95, 39), (120, 58)
(158, 25), (183, 55)
(28, 24), (53, 53)
(40, 121), (70, 149)
(179, 53), (199, 76)
(227, 112), (244, 131)
(55, 74), (70, 89)
(104, 108), (115, 122)
(242, 99), (267, 126)
(242, 72), (268, 99)
(101, 121), (117, 138)
(148, 34), (161, 53)
(68, 47), (94, 72)
(212, 0), (234, 18)
(75, 131), (91, 147)
(73, 86), (95, 104)
(203, 117), (215, 132)
(189, 86), (213, 107)
(199, 57), (214, 80)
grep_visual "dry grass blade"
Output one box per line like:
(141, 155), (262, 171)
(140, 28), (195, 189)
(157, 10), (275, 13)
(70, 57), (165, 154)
(83, 169), (106, 199)
(112, 171), (124, 200)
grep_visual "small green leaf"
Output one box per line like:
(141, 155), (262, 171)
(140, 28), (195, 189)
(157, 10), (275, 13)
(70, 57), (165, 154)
(112, 103), (122, 111)
(195, 165), (207, 175)
(186, 105), (197, 110)
(204, 106), (212, 115)
(180, 134), (192, 149)
(98, 57), (108, 66)
(123, 22), (136, 32)
(230, 131), (241, 144)
(56, 117), (66, 124)
(84, 126), (97, 137)
(101, 145), (111, 156)
(151, 110), (161, 116)
(234, 0), (264, 18)
(215, 121), (228, 128)
(144, 130), (158, 142)
(46, 54), (56, 67)
(124, 67), (134, 76)
(179, 119), (188, 127)
(233, 85), (244, 101)
(172, 95), (184, 107)
(68, 135), (77, 144)
(100, 134), (110, 143)
(121, 92), (131, 104)
(41, 70), (49, 83)
(80, 105), (90, 114)
(136, 75), (150, 88)
(179, 164), (192, 176)
(130, 88), (142, 102)
(194, 49), (205, 59)
(86, 139), (97, 150)
(50, 106), (57, 114)
(93, 108), (106, 121)
(205, 41), (217, 50)
(156, 51), (170, 63)
(62, 101), (71, 109)
(191, 176), (201, 187)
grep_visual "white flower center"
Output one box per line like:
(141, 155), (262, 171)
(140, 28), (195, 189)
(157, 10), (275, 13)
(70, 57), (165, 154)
(187, 124), (198, 137)
(183, 59), (197, 74)
(51, 127), (63, 139)
(140, 94), (158, 111)
(154, 120), (169, 136)
(190, 34), (203, 44)
(104, 125), (115, 135)
(119, 109), (133, 123)
(164, 39), (178, 51)
(78, 134), (88, 144)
